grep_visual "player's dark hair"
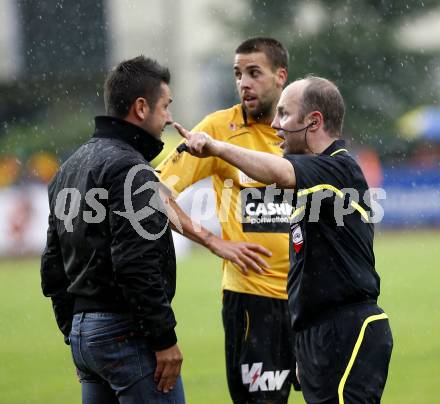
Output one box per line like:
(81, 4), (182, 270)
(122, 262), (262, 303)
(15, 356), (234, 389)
(299, 75), (345, 137)
(104, 56), (170, 118)
(235, 37), (289, 71)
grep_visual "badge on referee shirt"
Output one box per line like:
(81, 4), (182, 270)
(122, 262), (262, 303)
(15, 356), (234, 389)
(290, 223), (303, 253)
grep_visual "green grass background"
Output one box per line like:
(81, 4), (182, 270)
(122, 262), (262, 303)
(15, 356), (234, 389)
(0, 231), (439, 403)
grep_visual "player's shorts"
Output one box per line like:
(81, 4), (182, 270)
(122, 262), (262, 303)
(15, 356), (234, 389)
(295, 301), (393, 404)
(222, 290), (298, 404)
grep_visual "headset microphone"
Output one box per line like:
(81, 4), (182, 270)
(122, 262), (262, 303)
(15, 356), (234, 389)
(273, 120), (318, 154)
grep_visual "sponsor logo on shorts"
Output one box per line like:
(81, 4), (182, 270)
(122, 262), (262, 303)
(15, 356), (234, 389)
(241, 362), (290, 392)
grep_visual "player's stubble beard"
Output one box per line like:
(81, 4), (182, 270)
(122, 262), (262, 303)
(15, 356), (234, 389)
(243, 95), (276, 123)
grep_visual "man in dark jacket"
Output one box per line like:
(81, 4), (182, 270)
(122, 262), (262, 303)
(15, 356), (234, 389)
(41, 56), (185, 403)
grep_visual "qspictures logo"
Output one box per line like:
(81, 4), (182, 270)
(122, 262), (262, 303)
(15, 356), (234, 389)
(53, 164), (387, 240)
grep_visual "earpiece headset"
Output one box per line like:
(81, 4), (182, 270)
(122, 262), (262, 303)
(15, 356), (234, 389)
(272, 120), (318, 153)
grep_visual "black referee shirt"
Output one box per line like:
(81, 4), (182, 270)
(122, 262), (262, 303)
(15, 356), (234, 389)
(284, 139), (380, 331)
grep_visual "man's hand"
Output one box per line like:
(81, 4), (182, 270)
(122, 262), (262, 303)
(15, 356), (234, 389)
(154, 344), (183, 393)
(173, 123), (222, 158)
(206, 234), (272, 275)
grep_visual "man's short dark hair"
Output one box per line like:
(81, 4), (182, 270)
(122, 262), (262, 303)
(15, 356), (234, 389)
(104, 56), (170, 118)
(299, 75), (345, 137)
(235, 37), (289, 71)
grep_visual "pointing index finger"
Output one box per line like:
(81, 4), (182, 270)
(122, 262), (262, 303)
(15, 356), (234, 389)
(173, 122), (191, 140)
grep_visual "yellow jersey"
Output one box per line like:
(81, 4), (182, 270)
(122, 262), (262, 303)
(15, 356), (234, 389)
(157, 104), (290, 299)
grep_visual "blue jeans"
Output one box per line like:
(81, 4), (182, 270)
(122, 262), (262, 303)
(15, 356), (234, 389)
(70, 312), (185, 404)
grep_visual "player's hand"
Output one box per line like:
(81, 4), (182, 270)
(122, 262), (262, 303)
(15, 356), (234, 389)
(154, 344), (183, 393)
(173, 122), (221, 158)
(207, 235), (272, 275)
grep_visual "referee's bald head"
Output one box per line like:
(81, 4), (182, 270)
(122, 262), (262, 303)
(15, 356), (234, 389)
(297, 76), (345, 137)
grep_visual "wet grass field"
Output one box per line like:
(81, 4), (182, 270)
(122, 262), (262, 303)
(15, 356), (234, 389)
(0, 231), (438, 403)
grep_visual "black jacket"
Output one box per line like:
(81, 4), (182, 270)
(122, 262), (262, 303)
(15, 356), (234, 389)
(41, 116), (177, 350)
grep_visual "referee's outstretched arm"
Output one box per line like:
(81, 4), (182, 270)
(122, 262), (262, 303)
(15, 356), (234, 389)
(173, 123), (296, 189)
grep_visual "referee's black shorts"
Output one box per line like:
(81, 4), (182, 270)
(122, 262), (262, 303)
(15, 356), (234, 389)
(222, 290), (299, 404)
(296, 302), (393, 404)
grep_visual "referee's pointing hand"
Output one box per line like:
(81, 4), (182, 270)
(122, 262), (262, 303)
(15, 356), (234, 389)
(173, 122), (221, 158)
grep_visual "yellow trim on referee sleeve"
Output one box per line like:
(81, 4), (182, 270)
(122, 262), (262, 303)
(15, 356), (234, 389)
(337, 313), (389, 404)
(297, 184), (369, 222)
(350, 201), (369, 222)
(330, 148), (348, 156)
(298, 184), (344, 198)
(290, 205), (306, 221)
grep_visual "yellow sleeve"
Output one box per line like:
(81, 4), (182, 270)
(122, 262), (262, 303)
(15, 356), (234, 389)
(157, 117), (217, 196)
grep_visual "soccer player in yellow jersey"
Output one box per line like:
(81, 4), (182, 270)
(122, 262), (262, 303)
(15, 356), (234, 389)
(158, 38), (298, 403)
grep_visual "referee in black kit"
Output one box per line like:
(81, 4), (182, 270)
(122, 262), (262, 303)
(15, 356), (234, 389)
(174, 75), (393, 403)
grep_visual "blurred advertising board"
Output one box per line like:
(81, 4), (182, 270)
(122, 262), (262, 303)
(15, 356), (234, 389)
(0, 184), (193, 258)
(0, 171), (438, 257)
(381, 167), (440, 227)
(0, 185), (49, 256)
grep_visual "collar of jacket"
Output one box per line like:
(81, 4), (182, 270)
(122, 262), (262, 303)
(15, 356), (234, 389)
(92, 116), (164, 162)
